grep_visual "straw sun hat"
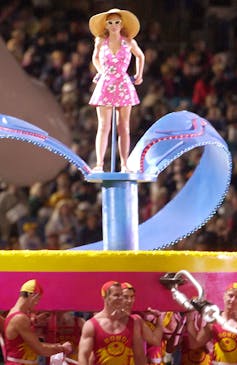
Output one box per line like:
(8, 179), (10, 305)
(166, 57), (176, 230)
(89, 8), (140, 38)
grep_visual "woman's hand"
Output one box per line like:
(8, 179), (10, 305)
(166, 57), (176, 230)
(133, 76), (143, 85)
(92, 73), (101, 83)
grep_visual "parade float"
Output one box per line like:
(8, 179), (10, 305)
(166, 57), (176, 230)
(0, 110), (233, 313)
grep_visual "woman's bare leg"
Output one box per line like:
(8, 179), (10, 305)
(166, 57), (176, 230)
(94, 106), (112, 170)
(117, 105), (132, 171)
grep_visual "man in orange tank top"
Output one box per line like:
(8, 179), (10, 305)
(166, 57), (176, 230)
(78, 281), (146, 365)
(4, 279), (72, 365)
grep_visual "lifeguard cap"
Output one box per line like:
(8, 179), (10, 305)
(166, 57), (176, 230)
(121, 282), (135, 291)
(20, 279), (43, 295)
(226, 282), (237, 291)
(101, 281), (119, 297)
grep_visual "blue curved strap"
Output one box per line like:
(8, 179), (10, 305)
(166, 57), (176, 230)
(0, 114), (91, 177)
(128, 111), (232, 249)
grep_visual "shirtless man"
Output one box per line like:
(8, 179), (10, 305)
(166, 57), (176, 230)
(187, 282), (237, 364)
(4, 279), (72, 365)
(78, 281), (146, 365)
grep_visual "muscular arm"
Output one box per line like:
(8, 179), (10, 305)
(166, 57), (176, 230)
(8, 314), (71, 356)
(141, 317), (163, 346)
(78, 320), (94, 365)
(132, 313), (163, 346)
(132, 319), (146, 365)
(130, 39), (145, 85)
(92, 37), (103, 74)
(186, 312), (212, 349)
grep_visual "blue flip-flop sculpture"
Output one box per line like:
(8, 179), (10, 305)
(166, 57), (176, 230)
(0, 110), (232, 250)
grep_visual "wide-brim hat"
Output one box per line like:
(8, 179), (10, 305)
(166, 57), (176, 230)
(89, 8), (140, 38)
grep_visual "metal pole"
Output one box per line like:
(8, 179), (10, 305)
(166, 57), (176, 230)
(110, 106), (117, 172)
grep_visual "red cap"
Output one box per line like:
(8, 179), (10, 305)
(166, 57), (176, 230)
(121, 282), (135, 291)
(101, 281), (119, 297)
(226, 282), (237, 291)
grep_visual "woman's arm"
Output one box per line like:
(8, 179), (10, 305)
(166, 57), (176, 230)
(130, 39), (145, 85)
(92, 37), (103, 74)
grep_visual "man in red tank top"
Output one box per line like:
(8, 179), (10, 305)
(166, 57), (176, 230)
(186, 282), (237, 365)
(4, 279), (72, 365)
(78, 281), (146, 365)
(121, 282), (163, 347)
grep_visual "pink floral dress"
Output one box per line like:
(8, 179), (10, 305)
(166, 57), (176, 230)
(89, 37), (140, 107)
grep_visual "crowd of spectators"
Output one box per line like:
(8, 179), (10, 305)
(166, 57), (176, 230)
(1, 0), (237, 251)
